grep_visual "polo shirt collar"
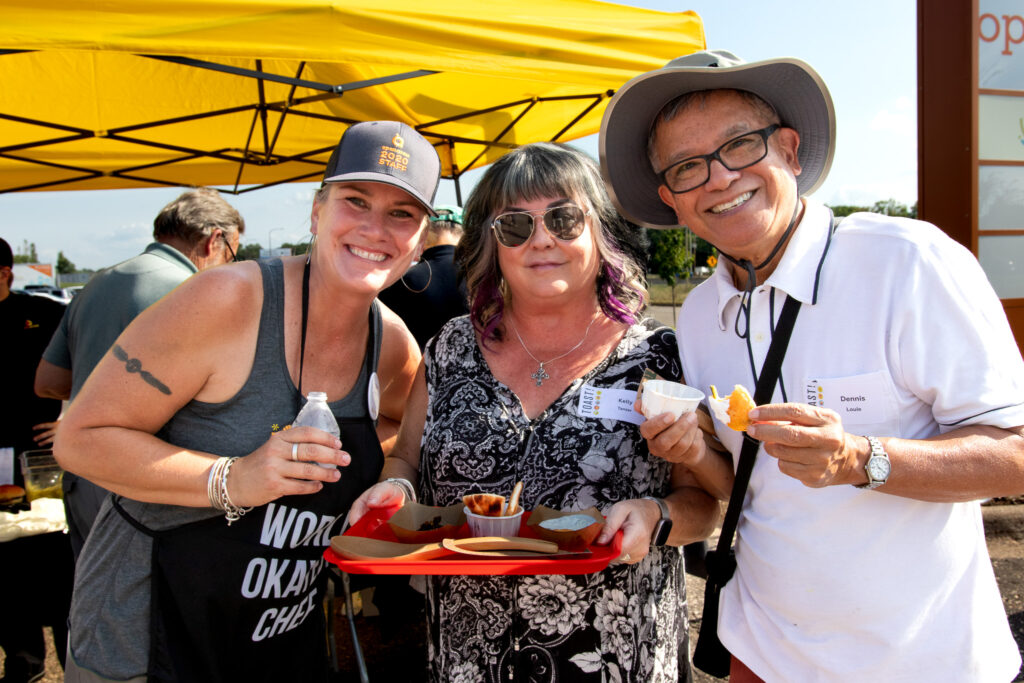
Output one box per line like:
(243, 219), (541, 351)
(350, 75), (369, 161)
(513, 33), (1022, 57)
(711, 199), (834, 329)
(144, 241), (198, 274)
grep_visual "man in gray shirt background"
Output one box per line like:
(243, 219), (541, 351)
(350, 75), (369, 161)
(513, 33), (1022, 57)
(35, 187), (245, 558)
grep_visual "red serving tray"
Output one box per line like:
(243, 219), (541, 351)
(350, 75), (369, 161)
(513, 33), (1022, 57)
(324, 504), (622, 576)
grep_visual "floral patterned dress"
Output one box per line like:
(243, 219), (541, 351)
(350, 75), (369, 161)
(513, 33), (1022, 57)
(419, 316), (690, 683)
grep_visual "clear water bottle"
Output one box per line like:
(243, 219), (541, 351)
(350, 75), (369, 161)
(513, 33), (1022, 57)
(292, 391), (340, 469)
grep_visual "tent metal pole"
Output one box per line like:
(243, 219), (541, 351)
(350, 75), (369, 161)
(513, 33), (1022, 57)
(143, 54), (437, 94)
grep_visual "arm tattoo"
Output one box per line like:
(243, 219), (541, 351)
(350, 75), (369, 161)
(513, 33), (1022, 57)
(112, 344), (172, 395)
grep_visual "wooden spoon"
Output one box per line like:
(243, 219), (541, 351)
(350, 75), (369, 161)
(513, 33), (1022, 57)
(330, 536), (450, 561)
(441, 536), (557, 556)
(330, 535), (558, 561)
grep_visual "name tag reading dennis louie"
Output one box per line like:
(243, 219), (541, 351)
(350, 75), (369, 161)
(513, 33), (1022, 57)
(577, 384), (644, 425)
(805, 372), (890, 425)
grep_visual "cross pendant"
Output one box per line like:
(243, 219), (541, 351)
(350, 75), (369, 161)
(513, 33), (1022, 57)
(531, 363), (550, 386)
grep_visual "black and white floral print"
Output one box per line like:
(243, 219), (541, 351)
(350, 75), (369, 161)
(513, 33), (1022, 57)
(420, 316), (689, 683)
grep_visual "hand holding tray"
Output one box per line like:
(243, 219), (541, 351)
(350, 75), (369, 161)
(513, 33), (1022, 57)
(324, 504), (622, 576)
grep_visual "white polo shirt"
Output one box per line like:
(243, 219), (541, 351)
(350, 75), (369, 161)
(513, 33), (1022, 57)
(679, 200), (1024, 681)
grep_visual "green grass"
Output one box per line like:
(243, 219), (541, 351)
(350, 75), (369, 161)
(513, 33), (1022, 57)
(647, 279), (699, 306)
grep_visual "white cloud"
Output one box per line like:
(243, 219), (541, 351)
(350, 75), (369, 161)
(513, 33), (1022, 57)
(869, 96), (916, 135)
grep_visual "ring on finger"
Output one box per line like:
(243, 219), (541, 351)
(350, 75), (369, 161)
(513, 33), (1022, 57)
(291, 443), (299, 462)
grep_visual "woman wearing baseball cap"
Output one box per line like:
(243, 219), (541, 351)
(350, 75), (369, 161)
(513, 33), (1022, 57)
(56, 121), (440, 682)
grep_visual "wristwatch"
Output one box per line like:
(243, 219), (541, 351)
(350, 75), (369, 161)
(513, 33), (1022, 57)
(856, 436), (891, 490)
(643, 496), (673, 546)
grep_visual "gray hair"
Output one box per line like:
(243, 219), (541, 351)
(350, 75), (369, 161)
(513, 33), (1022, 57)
(153, 188), (245, 246)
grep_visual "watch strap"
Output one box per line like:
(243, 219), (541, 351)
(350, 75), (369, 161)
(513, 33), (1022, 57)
(643, 496), (672, 546)
(643, 496), (670, 520)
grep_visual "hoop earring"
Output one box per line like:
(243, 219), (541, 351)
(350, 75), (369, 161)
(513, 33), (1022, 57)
(400, 259), (432, 293)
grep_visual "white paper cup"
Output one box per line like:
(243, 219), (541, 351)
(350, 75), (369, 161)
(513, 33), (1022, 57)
(464, 506), (523, 538)
(641, 380), (705, 420)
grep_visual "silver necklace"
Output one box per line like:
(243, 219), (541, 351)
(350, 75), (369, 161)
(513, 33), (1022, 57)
(508, 315), (599, 386)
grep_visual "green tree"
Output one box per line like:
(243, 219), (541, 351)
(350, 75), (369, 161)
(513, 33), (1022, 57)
(827, 199), (918, 219)
(827, 204), (870, 218)
(12, 239), (39, 263)
(870, 198), (916, 218)
(236, 243), (263, 261)
(282, 241), (310, 256)
(646, 228), (694, 310)
(56, 250), (76, 274)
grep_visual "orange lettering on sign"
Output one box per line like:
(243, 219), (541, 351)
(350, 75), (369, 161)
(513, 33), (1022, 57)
(979, 12), (1024, 55)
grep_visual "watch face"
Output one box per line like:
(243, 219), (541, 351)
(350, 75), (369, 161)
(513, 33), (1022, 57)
(652, 519), (673, 546)
(866, 456), (891, 482)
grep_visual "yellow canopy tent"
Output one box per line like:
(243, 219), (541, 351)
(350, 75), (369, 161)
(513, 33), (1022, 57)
(0, 0), (704, 200)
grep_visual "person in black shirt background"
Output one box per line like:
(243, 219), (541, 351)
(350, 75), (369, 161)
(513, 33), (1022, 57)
(0, 235), (71, 682)
(379, 205), (468, 349)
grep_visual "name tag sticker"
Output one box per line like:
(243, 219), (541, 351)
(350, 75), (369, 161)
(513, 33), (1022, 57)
(577, 385), (644, 425)
(805, 373), (889, 425)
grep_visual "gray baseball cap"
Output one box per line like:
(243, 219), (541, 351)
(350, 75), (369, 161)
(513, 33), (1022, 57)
(323, 121), (441, 216)
(599, 50), (836, 229)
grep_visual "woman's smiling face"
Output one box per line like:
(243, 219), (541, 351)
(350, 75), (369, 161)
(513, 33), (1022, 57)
(310, 181), (428, 293)
(494, 194), (600, 306)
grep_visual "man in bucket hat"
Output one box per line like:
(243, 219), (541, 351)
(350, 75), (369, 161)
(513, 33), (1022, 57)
(602, 51), (1024, 681)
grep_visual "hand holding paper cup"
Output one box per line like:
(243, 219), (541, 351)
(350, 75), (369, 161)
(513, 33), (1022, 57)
(640, 380), (705, 420)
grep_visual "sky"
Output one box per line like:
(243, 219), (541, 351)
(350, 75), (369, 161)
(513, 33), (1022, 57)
(0, 0), (918, 272)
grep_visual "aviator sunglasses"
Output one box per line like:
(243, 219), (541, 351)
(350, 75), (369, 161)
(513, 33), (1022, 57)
(490, 204), (590, 248)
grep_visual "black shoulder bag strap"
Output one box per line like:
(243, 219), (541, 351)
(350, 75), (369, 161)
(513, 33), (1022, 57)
(692, 293), (802, 677)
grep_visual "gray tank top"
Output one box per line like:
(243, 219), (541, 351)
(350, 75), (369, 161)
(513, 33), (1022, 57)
(122, 258), (382, 528)
(69, 259), (384, 679)
(157, 258), (381, 460)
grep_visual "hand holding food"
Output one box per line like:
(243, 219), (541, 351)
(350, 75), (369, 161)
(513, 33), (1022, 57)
(709, 384), (756, 431)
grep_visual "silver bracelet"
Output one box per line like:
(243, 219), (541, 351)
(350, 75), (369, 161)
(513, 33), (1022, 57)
(384, 477), (417, 503)
(219, 457), (253, 525)
(207, 457), (228, 511)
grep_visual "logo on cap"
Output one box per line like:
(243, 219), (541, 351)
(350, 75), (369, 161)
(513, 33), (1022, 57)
(378, 135), (410, 173)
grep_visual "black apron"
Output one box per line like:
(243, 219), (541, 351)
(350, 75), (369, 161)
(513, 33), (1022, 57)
(113, 417), (382, 683)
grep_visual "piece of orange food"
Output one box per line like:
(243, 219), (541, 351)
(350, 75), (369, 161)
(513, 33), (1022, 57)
(710, 384), (756, 431)
(462, 493), (506, 517)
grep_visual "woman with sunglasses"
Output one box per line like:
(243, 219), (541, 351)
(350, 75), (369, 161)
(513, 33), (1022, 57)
(349, 142), (719, 682)
(54, 122), (438, 683)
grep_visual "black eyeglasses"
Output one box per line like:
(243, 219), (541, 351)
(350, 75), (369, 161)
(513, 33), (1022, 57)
(221, 235), (238, 262)
(491, 205), (590, 248)
(658, 124), (781, 195)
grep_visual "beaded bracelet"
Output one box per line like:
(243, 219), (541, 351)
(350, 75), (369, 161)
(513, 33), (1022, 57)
(384, 477), (417, 503)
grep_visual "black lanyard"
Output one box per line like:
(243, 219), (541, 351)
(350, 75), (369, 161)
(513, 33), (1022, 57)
(298, 258), (311, 399)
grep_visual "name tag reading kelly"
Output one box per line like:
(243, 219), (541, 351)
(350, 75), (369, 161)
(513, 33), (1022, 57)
(806, 373), (889, 425)
(577, 385), (644, 425)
